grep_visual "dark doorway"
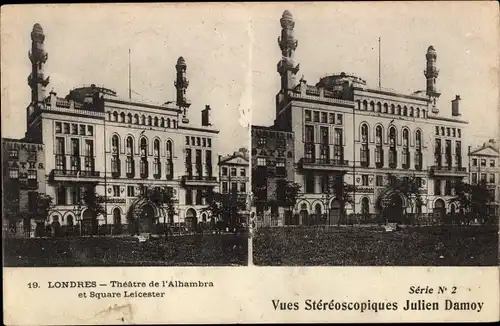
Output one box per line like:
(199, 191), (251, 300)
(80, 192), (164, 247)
(386, 193), (403, 223)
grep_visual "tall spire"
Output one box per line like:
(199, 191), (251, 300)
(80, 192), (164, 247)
(28, 23), (50, 106)
(424, 45), (440, 113)
(175, 56), (191, 123)
(277, 10), (300, 91)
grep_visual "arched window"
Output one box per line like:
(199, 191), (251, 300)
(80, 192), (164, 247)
(360, 124), (369, 167)
(166, 140), (174, 180)
(147, 116), (152, 126)
(416, 108), (420, 118)
(402, 129), (410, 169)
(172, 120), (177, 128)
(140, 137), (148, 178)
(362, 100), (368, 110)
(153, 139), (161, 178)
(154, 117), (159, 127)
(113, 208), (121, 228)
(111, 135), (120, 177)
(383, 103), (388, 113)
(357, 100), (361, 110)
(422, 109), (427, 118)
(112, 111), (118, 121)
(376, 102), (382, 112)
(315, 203), (322, 224)
(141, 115), (146, 125)
(389, 127), (397, 168)
(361, 197), (369, 216)
(409, 107), (414, 117)
(375, 126), (384, 168)
(66, 214), (74, 227)
(390, 104), (395, 114)
(134, 114), (139, 124)
(160, 117), (165, 127)
(415, 130), (422, 170)
(166, 118), (171, 128)
(120, 112), (125, 122)
(369, 101), (375, 111)
(125, 136), (134, 177)
(127, 113), (132, 123)
(397, 105), (402, 115)
(403, 106), (408, 116)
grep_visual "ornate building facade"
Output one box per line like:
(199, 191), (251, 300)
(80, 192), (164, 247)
(22, 23), (220, 232)
(252, 10), (469, 225)
(469, 139), (500, 216)
(2, 138), (46, 236)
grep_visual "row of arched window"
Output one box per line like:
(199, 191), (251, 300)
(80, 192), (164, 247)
(111, 135), (174, 179)
(108, 111), (177, 129)
(359, 123), (423, 147)
(357, 100), (428, 119)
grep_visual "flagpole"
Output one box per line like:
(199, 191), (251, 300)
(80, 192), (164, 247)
(128, 49), (132, 100)
(378, 37), (381, 88)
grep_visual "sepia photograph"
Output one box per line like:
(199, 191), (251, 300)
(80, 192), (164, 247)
(2, 5), (250, 267)
(249, 5), (499, 266)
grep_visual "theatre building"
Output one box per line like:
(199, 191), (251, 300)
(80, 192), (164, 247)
(2, 138), (46, 237)
(22, 23), (219, 233)
(252, 10), (469, 225)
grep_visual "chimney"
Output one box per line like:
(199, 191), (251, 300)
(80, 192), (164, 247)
(201, 105), (211, 126)
(451, 95), (461, 117)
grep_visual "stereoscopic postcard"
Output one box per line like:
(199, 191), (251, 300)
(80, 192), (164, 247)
(2, 2), (499, 324)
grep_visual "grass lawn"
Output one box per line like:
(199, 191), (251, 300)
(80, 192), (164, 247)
(4, 233), (248, 267)
(253, 225), (499, 266)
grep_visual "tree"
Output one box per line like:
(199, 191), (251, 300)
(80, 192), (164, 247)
(283, 181), (302, 225)
(202, 189), (246, 230)
(34, 193), (54, 221)
(137, 185), (176, 233)
(329, 176), (355, 226)
(81, 184), (106, 235)
(381, 173), (423, 224)
(449, 180), (494, 225)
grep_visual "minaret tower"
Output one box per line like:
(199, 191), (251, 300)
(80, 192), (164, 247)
(277, 10), (300, 92)
(28, 23), (50, 107)
(175, 56), (191, 123)
(424, 45), (440, 113)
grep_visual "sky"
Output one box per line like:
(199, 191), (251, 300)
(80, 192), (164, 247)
(2, 3), (499, 153)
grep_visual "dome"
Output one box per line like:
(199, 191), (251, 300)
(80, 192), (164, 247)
(282, 10), (293, 21)
(427, 45), (436, 54)
(32, 23), (44, 34)
(176, 56), (186, 67)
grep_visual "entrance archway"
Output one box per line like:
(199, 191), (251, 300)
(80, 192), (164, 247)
(314, 203), (322, 225)
(299, 203), (308, 225)
(329, 199), (341, 225)
(434, 199), (446, 222)
(386, 193), (403, 223)
(137, 204), (155, 233)
(185, 208), (197, 231)
(113, 208), (122, 234)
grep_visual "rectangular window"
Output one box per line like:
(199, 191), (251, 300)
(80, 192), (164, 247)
(222, 167), (228, 176)
(481, 173), (486, 183)
(185, 189), (193, 205)
(472, 158), (477, 166)
(191, 137), (195, 146)
(276, 160), (286, 177)
(57, 186), (67, 205)
(195, 189), (203, 205)
(195, 149), (202, 176)
(481, 159), (486, 167)
(313, 111), (320, 122)
(63, 123), (70, 134)
(202, 138), (207, 147)
(55, 122), (62, 133)
(434, 180), (441, 195)
(185, 136), (189, 145)
(231, 182), (238, 193)
(240, 168), (246, 177)
(490, 159), (496, 167)
(87, 125), (93, 136)
(457, 129), (461, 138)
(127, 186), (135, 197)
(222, 182), (228, 193)
(231, 168), (237, 176)
(71, 123), (78, 135)
(435, 126), (439, 135)
(207, 139), (211, 147)
(362, 175), (369, 186)
(113, 185), (120, 197)
(196, 137), (201, 146)
(239, 182), (246, 193)
(9, 150), (18, 159)
(79, 125), (86, 135)
(9, 168), (19, 179)
(445, 180), (452, 195)
(321, 112), (327, 123)
(257, 158), (266, 166)
(489, 173), (495, 184)
(258, 137), (266, 146)
(305, 110), (311, 122)
(336, 114), (343, 125)
(126, 157), (134, 175)
(472, 173), (478, 184)
(305, 125), (315, 143)
(84, 139), (93, 157)
(329, 113), (335, 124)
(305, 172), (315, 193)
(27, 170), (37, 180)
(376, 175), (384, 186)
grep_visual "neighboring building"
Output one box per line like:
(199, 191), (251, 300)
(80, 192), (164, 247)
(250, 125), (295, 226)
(218, 148), (249, 199)
(252, 10), (469, 225)
(21, 23), (220, 233)
(469, 139), (500, 216)
(1, 138), (46, 237)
